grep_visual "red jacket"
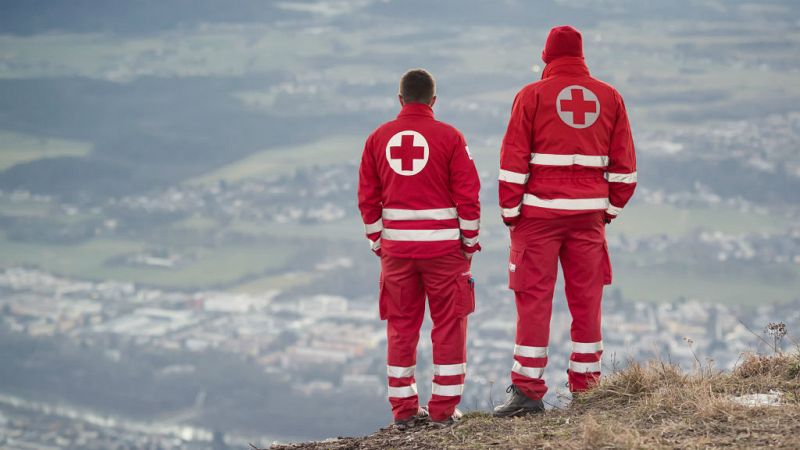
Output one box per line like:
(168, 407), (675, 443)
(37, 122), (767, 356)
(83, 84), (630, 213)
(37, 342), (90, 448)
(358, 103), (481, 259)
(498, 56), (637, 224)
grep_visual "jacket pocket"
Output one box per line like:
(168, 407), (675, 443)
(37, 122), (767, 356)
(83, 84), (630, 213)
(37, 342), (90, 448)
(379, 279), (402, 320)
(508, 247), (526, 291)
(602, 241), (613, 285)
(455, 273), (476, 317)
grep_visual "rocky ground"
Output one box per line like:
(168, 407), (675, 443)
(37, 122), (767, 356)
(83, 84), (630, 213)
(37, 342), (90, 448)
(265, 352), (800, 449)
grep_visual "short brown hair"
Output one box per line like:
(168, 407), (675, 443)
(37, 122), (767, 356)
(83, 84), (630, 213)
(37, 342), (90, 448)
(399, 69), (435, 104)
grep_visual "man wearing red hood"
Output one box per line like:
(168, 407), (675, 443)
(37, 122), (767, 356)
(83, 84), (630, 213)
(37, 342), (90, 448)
(493, 25), (637, 417)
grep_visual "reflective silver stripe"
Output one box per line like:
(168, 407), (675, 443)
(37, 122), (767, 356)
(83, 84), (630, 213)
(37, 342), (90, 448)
(364, 218), (383, 234)
(607, 204), (623, 216)
(606, 171), (637, 183)
(572, 341), (603, 354)
(462, 236), (479, 247)
(387, 365), (415, 378)
(498, 169), (529, 184)
(569, 360), (602, 373)
(502, 202), (523, 218)
(431, 382), (464, 396)
(458, 217), (480, 231)
(433, 363), (466, 376)
(511, 360), (544, 379)
(382, 208), (457, 221)
(523, 194), (609, 211)
(368, 238), (381, 251)
(531, 153), (609, 167)
(382, 228), (460, 241)
(514, 344), (548, 358)
(387, 383), (418, 398)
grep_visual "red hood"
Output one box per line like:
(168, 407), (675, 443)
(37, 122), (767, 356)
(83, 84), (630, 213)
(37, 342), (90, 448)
(541, 56), (589, 80)
(541, 25), (583, 64)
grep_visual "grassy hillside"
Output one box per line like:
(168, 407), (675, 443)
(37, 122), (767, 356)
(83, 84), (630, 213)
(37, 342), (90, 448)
(269, 352), (800, 449)
(0, 131), (91, 171)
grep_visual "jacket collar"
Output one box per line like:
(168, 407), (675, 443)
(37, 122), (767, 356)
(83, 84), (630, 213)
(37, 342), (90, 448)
(541, 56), (590, 80)
(397, 102), (435, 118)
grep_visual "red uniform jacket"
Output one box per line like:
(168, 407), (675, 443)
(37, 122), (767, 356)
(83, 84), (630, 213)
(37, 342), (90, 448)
(358, 103), (481, 259)
(498, 57), (637, 224)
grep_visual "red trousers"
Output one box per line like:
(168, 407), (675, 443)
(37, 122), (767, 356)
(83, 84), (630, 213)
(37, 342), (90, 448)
(507, 212), (611, 399)
(379, 250), (474, 422)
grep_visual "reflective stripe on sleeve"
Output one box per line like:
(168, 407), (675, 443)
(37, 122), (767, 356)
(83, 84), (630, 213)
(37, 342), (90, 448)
(387, 383), (418, 398)
(499, 169), (529, 184)
(569, 360), (602, 373)
(458, 217), (480, 231)
(606, 171), (637, 183)
(514, 344), (548, 358)
(572, 341), (603, 354)
(387, 365), (415, 378)
(382, 208), (457, 221)
(382, 228), (460, 241)
(364, 218), (383, 234)
(606, 204), (623, 216)
(501, 202), (523, 218)
(433, 363), (466, 376)
(369, 238), (381, 251)
(511, 360), (544, 379)
(431, 382), (464, 396)
(523, 194), (609, 211)
(462, 235), (479, 247)
(531, 153), (609, 167)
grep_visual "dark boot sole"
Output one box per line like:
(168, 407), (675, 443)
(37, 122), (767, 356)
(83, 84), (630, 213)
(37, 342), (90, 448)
(492, 407), (544, 418)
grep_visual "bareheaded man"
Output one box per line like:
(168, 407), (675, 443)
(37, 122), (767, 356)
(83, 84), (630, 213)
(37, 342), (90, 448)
(358, 69), (481, 427)
(493, 25), (637, 417)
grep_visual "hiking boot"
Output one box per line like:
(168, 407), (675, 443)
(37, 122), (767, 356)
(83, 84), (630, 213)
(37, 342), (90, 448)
(492, 384), (545, 418)
(393, 406), (429, 430)
(429, 408), (462, 428)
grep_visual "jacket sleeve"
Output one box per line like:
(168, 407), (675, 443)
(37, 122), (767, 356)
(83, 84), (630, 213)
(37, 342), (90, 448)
(605, 91), (637, 222)
(449, 132), (481, 254)
(498, 88), (535, 226)
(357, 134), (383, 253)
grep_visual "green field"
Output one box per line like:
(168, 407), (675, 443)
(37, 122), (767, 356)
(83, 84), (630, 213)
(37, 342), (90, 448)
(612, 263), (800, 305)
(233, 272), (314, 294)
(0, 131), (91, 171)
(607, 203), (787, 238)
(0, 231), (294, 290)
(188, 135), (363, 185)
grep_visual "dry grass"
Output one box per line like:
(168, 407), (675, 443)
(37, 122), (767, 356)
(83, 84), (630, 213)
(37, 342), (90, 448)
(270, 352), (800, 450)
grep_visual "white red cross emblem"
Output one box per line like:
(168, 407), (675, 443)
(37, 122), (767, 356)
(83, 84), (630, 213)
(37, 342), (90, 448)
(385, 130), (429, 176)
(556, 85), (600, 129)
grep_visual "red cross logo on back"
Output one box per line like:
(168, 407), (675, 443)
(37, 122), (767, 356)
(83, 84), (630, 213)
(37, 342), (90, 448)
(385, 130), (429, 176)
(390, 134), (425, 171)
(556, 85), (600, 128)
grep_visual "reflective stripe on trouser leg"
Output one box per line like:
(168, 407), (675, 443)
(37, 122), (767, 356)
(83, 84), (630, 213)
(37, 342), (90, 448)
(430, 362), (466, 419)
(387, 365), (418, 403)
(568, 341), (603, 392)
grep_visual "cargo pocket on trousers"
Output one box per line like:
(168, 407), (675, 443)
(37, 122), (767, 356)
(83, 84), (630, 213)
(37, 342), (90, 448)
(455, 273), (476, 317)
(508, 247), (526, 291)
(379, 279), (402, 320)
(602, 241), (613, 285)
